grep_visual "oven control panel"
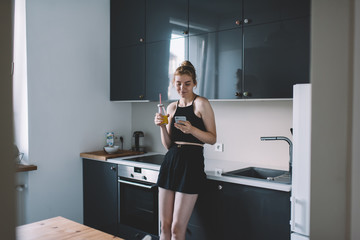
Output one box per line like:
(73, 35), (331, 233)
(118, 165), (159, 184)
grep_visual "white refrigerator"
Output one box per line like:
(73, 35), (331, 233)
(291, 84), (311, 240)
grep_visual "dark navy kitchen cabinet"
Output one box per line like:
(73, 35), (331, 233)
(146, 0), (188, 43)
(188, 28), (243, 100)
(146, 0), (189, 101)
(187, 179), (291, 240)
(111, 45), (146, 100)
(111, 0), (188, 101)
(83, 159), (118, 236)
(188, 0), (243, 35)
(243, 0), (310, 26)
(110, 0), (146, 101)
(111, 0), (145, 47)
(146, 40), (173, 101)
(110, 0), (310, 100)
(188, 0), (310, 99)
(186, 180), (218, 240)
(242, 17), (310, 98)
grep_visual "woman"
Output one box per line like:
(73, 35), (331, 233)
(154, 61), (217, 240)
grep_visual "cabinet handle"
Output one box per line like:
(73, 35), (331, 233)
(110, 166), (116, 171)
(139, 38), (144, 43)
(218, 185), (223, 190)
(139, 95), (144, 99)
(182, 30), (189, 35)
(243, 18), (250, 24)
(243, 91), (251, 97)
(235, 92), (242, 97)
(235, 20), (241, 26)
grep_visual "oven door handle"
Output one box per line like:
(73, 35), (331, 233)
(118, 179), (156, 189)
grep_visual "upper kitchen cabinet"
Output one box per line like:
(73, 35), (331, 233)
(110, 0), (188, 101)
(110, 45), (146, 100)
(188, 0), (243, 36)
(111, 0), (145, 47)
(110, 0), (310, 100)
(146, 0), (188, 43)
(243, 0), (310, 26)
(243, 17), (310, 98)
(145, 0), (189, 101)
(189, 0), (310, 99)
(110, 0), (146, 100)
(146, 39), (188, 101)
(189, 28), (243, 100)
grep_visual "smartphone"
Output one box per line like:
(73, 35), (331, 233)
(175, 116), (186, 125)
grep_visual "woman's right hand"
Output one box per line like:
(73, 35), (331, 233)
(154, 113), (167, 126)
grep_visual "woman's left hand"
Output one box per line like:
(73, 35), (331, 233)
(174, 121), (193, 134)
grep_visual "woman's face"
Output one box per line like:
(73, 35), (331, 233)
(174, 74), (195, 98)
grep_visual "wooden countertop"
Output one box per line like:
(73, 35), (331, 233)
(16, 216), (123, 240)
(16, 164), (37, 172)
(80, 149), (144, 161)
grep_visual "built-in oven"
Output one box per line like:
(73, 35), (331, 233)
(117, 164), (160, 240)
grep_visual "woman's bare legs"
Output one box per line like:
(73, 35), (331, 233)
(171, 192), (198, 240)
(159, 187), (175, 240)
(159, 188), (198, 240)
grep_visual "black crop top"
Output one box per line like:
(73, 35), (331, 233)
(171, 96), (206, 144)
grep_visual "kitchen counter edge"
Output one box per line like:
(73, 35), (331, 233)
(81, 153), (291, 192)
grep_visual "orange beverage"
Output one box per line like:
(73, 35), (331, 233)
(161, 114), (168, 125)
(157, 104), (168, 125)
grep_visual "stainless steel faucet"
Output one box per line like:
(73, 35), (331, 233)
(260, 136), (293, 174)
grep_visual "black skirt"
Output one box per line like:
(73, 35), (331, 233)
(157, 144), (206, 194)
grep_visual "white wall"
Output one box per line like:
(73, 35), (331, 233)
(24, 0), (131, 224)
(132, 100), (293, 171)
(351, 1), (360, 238)
(310, 0), (359, 239)
(0, 0), (16, 239)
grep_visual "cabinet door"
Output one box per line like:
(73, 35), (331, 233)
(186, 180), (218, 240)
(83, 159), (118, 236)
(110, 0), (146, 101)
(243, 17), (310, 98)
(216, 181), (248, 239)
(189, 28), (243, 100)
(243, 0), (310, 26)
(111, 0), (145, 47)
(189, 0), (243, 35)
(146, 0), (188, 43)
(110, 45), (146, 100)
(218, 181), (291, 240)
(146, 38), (187, 101)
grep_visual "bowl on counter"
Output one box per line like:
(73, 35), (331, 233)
(104, 145), (120, 154)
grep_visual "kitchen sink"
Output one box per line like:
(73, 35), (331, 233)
(222, 167), (291, 184)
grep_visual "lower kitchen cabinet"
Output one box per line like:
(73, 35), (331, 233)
(82, 159), (118, 236)
(187, 179), (291, 240)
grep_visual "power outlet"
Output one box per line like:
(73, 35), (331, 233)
(215, 143), (224, 152)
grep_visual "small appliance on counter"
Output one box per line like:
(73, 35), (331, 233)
(132, 131), (146, 152)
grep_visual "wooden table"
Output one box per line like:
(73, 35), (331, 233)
(16, 216), (123, 240)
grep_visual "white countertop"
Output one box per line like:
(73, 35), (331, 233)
(204, 158), (291, 192)
(102, 152), (291, 192)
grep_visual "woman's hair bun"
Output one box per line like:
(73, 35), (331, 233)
(180, 60), (195, 70)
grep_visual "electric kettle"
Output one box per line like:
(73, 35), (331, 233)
(132, 131), (145, 152)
